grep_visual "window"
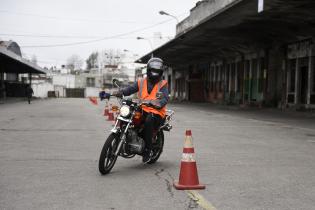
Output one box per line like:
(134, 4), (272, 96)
(86, 77), (95, 87)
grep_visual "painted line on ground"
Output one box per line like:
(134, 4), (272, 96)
(186, 190), (217, 210)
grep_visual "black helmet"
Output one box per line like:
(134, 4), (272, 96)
(147, 57), (164, 82)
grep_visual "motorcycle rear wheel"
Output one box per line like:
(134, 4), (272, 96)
(147, 131), (164, 164)
(99, 133), (119, 175)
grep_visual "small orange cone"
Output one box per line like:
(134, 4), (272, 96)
(89, 97), (98, 105)
(107, 103), (114, 121)
(103, 101), (109, 116)
(174, 130), (205, 190)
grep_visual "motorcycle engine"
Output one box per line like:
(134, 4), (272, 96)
(127, 130), (145, 154)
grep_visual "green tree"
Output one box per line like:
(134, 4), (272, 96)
(86, 52), (99, 70)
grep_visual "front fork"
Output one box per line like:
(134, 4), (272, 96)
(113, 113), (134, 156)
(114, 133), (126, 156)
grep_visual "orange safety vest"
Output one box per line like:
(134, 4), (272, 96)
(137, 78), (168, 118)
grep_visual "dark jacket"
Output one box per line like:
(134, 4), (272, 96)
(26, 87), (34, 97)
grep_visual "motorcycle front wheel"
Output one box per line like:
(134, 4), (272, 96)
(98, 133), (119, 175)
(148, 131), (164, 164)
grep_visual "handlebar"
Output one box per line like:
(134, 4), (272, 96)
(105, 95), (161, 109)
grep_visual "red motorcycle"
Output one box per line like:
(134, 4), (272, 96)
(98, 83), (174, 175)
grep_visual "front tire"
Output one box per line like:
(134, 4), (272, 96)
(99, 133), (119, 175)
(147, 131), (164, 164)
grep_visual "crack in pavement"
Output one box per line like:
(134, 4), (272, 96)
(187, 197), (199, 209)
(154, 168), (174, 198)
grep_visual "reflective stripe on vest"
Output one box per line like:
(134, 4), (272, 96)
(137, 78), (167, 118)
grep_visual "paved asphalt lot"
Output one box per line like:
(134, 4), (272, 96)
(1, 98), (315, 210)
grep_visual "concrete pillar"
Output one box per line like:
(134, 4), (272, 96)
(0, 72), (3, 99)
(171, 67), (176, 100)
(235, 62), (238, 94)
(242, 58), (246, 104)
(307, 49), (312, 105)
(29, 73), (32, 85)
(263, 49), (269, 103)
(229, 63), (232, 93)
(214, 64), (217, 94)
(184, 69), (189, 100)
(249, 59), (252, 103)
(294, 58), (299, 104)
(0, 64), (5, 100)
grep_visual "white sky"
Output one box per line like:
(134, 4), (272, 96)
(0, 0), (199, 68)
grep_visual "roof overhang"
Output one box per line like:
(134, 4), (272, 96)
(136, 0), (315, 67)
(0, 47), (47, 74)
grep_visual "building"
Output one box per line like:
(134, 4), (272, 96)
(0, 40), (46, 100)
(136, 0), (315, 109)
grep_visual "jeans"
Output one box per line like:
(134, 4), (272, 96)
(143, 112), (163, 150)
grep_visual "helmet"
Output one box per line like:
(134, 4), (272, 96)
(147, 57), (164, 82)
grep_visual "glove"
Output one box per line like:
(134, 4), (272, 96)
(112, 90), (123, 98)
(104, 93), (111, 100)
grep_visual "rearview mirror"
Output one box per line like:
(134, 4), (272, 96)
(112, 79), (120, 88)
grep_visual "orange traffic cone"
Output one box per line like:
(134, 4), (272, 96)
(89, 97), (98, 105)
(103, 101), (109, 116)
(107, 103), (114, 121)
(174, 130), (205, 190)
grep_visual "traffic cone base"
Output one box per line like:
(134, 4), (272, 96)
(173, 162), (205, 190)
(173, 182), (205, 190)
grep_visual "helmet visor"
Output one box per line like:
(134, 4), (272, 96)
(148, 60), (163, 70)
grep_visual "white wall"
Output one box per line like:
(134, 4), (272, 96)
(85, 87), (101, 97)
(32, 83), (54, 98)
(52, 74), (75, 88)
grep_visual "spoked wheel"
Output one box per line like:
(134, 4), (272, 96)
(148, 131), (164, 164)
(99, 133), (119, 175)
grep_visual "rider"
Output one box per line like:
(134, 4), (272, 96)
(113, 57), (169, 163)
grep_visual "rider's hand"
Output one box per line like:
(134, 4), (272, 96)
(149, 100), (161, 109)
(112, 90), (123, 98)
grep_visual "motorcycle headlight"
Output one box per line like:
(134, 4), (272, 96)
(120, 105), (130, 117)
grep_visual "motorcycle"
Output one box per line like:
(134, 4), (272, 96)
(98, 80), (174, 175)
